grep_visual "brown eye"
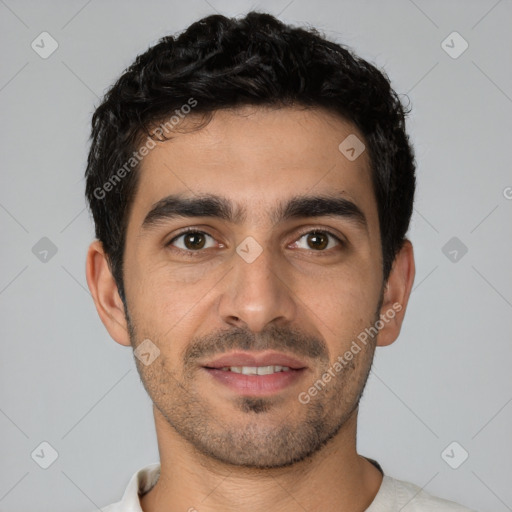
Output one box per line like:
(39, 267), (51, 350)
(184, 232), (206, 250)
(169, 231), (215, 251)
(306, 232), (329, 250)
(293, 230), (342, 252)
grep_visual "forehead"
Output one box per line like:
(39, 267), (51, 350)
(128, 106), (377, 232)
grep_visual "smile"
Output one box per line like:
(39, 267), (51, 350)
(219, 365), (291, 375)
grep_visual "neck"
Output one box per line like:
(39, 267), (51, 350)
(140, 406), (383, 512)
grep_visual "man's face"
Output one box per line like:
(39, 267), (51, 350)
(122, 106), (384, 468)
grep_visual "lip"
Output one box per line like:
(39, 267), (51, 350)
(204, 367), (306, 396)
(202, 351), (307, 370)
(201, 351), (308, 396)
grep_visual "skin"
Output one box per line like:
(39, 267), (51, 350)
(86, 105), (415, 512)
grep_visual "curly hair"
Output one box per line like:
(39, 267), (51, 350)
(85, 11), (416, 307)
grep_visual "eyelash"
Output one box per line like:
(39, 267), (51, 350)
(166, 227), (344, 257)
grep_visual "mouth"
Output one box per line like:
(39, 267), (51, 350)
(202, 351), (308, 396)
(215, 365), (293, 374)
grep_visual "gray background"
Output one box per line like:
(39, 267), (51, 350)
(1, 1), (511, 511)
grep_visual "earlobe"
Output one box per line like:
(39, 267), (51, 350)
(376, 239), (416, 347)
(85, 240), (131, 347)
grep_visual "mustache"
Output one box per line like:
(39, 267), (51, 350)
(183, 325), (330, 367)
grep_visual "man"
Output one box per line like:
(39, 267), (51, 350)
(84, 11), (475, 512)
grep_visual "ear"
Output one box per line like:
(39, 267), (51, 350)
(376, 239), (415, 347)
(85, 240), (131, 347)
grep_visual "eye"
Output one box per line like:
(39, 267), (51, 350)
(168, 230), (217, 252)
(292, 230), (343, 251)
(166, 228), (343, 256)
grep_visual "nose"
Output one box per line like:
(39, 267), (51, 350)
(217, 239), (297, 333)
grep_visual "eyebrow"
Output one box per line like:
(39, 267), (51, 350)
(141, 193), (368, 233)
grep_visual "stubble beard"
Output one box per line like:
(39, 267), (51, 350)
(126, 304), (380, 469)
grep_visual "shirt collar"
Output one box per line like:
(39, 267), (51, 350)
(117, 462), (160, 511)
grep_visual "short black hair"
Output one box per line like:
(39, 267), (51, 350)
(85, 11), (416, 307)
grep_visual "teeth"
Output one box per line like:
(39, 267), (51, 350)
(219, 365), (290, 374)
(257, 366), (275, 375)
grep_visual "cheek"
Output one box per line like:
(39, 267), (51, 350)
(128, 267), (219, 353)
(300, 271), (380, 352)
(130, 259), (201, 310)
(310, 268), (377, 315)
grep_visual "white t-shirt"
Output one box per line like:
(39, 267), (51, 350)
(98, 461), (477, 511)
